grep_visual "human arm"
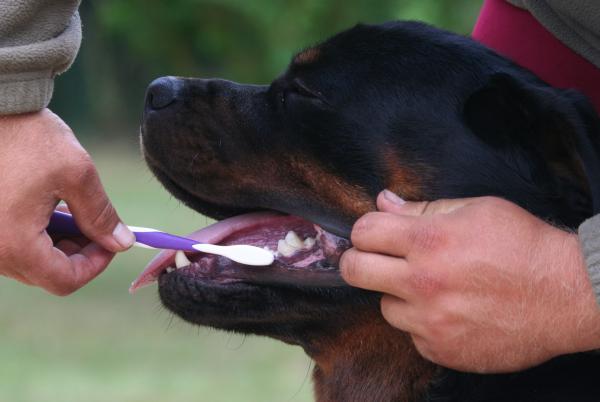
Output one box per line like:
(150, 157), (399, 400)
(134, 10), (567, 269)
(0, 1), (135, 295)
(0, 0), (82, 114)
(0, 110), (135, 295)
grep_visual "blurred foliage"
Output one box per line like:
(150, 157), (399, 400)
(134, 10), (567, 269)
(50, 0), (483, 138)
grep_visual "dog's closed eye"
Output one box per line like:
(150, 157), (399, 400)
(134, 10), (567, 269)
(284, 79), (329, 106)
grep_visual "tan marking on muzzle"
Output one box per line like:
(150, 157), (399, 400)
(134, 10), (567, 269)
(285, 155), (374, 216)
(218, 154), (374, 219)
(382, 149), (428, 200)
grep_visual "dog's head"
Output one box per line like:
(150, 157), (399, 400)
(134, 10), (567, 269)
(135, 20), (600, 388)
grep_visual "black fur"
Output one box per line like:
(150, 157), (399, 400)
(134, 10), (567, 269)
(141, 21), (600, 401)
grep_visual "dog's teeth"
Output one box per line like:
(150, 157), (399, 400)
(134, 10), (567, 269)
(166, 267), (175, 273)
(303, 237), (316, 249)
(284, 231), (304, 249)
(277, 239), (297, 257)
(175, 250), (191, 268)
(278, 232), (317, 257)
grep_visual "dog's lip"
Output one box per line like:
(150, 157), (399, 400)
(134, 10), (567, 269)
(129, 211), (350, 293)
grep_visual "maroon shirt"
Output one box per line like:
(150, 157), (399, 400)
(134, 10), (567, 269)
(472, 0), (600, 114)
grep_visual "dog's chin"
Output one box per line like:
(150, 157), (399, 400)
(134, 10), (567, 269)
(157, 272), (378, 342)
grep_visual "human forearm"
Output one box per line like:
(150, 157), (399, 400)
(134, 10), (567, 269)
(0, 0), (82, 114)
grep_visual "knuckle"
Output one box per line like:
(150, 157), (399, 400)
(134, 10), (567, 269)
(340, 250), (357, 281)
(50, 266), (89, 296)
(340, 249), (364, 283)
(408, 271), (444, 297)
(408, 221), (445, 252)
(48, 280), (79, 296)
(87, 200), (118, 233)
(424, 311), (448, 332)
(480, 195), (504, 207)
(422, 310), (457, 343)
(479, 196), (511, 217)
(72, 156), (96, 184)
(63, 153), (97, 187)
(351, 212), (380, 243)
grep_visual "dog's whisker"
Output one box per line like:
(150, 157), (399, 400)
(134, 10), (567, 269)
(164, 313), (176, 333)
(286, 357), (314, 402)
(225, 333), (247, 351)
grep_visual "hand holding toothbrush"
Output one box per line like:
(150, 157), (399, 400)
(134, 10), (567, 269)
(0, 110), (135, 296)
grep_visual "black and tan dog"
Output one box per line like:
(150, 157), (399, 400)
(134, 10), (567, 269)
(135, 21), (600, 402)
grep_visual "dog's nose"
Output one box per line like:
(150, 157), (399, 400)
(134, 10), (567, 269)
(146, 77), (178, 110)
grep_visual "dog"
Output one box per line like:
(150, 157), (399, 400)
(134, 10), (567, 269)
(136, 21), (600, 402)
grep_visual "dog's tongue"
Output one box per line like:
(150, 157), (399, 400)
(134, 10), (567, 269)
(129, 212), (285, 293)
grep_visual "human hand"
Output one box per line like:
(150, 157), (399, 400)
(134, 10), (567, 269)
(340, 190), (600, 373)
(0, 109), (135, 295)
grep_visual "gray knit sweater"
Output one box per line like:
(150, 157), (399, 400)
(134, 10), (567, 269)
(0, 0), (81, 114)
(507, 0), (600, 68)
(2, 1), (600, 304)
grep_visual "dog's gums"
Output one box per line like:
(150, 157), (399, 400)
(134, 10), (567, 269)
(130, 212), (350, 292)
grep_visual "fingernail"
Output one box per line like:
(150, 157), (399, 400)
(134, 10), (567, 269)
(112, 223), (136, 249)
(383, 189), (406, 205)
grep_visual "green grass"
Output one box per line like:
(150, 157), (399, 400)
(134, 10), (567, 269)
(0, 144), (314, 402)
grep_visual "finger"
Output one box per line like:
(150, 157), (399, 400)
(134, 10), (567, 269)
(55, 238), (84, 256)
(380, 294), (421, 334)
(351, 211), (416, 257)
(59, 159), (134, 253)
(340, 248), (413, 299)
(377, 190), (478, 216)
(27, 235), (115, 296)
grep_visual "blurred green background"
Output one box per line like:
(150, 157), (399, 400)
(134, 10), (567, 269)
(1, 1), (482, 401)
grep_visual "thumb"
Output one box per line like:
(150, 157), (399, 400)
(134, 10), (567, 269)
(60, 164), (135, 253)
(376, 189), (478, 216)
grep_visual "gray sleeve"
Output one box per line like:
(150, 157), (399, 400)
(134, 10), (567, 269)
(0, 0), (82, 115)
(506, 0), (600, 69)
(578, 214), (600, 307)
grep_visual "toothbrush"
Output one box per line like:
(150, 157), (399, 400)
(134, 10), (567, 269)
(47, 210), (274, 266)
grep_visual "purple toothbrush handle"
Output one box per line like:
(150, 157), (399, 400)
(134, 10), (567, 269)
(48, 211), (198, 251)
(133, 231), (198, 251)
(48, 210), (83, 236)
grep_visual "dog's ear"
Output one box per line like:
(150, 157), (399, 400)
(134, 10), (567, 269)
(463, 72), (600, 215)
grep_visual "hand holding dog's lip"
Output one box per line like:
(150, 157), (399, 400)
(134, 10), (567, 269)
(130, 212), (351, 293)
